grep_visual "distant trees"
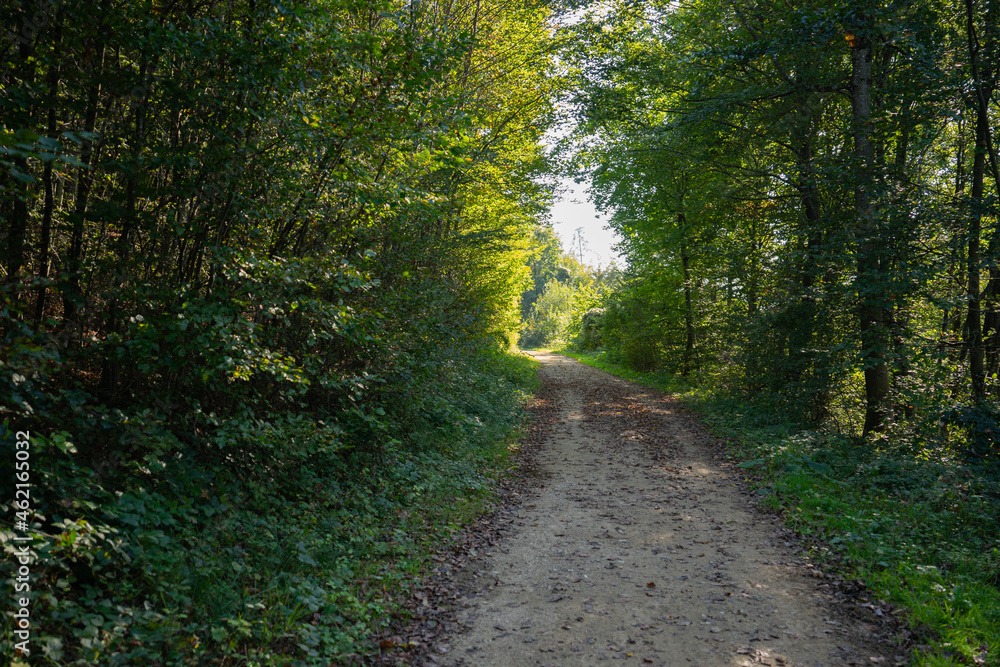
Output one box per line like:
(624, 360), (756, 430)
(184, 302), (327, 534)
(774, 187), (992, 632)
(518, 225), (619, 348)
(521, 278), (577, 347)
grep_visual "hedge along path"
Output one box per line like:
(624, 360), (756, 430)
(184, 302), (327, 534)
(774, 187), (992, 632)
(442, 352), (893, 667)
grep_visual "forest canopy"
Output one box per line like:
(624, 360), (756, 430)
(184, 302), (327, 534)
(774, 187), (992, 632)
(5, 0), (1000, 663)
(1, 0), (556, 662)
(561, 0), (1000, 443)
(553, 2), (1000, 660)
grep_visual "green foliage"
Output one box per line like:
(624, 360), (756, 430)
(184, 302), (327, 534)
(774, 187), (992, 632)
(0, 350), (538, 665)
(520, 279), (578, 348)
(572, 307), (606, 351)
(559, 0), (999, 431)
(940, 403), (1000, 462)
(1, 0), (554, 662)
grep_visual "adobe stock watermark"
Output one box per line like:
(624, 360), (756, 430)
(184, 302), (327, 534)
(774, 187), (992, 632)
(10, 430), (33, 658)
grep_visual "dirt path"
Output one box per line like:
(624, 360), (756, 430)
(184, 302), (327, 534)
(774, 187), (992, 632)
(439, 352), (893, 666)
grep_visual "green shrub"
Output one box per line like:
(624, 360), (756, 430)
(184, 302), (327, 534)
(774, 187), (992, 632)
(520, 279), (577, 348)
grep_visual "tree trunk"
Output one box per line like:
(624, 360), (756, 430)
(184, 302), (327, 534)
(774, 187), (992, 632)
(967, 105), (987, 403)
(789, 99), (825, 414)
(63, 37), (105, 331)
(679, 212), (695, 379)
(890, 97), (915, 419)
(966, 0), (994, 404)
(35, 18), (62, 326)
(4, 3), (37, 312)
(851, 28), (891, 436)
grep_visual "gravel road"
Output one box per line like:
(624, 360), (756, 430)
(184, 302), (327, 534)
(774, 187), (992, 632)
(440, 352), (893, 667)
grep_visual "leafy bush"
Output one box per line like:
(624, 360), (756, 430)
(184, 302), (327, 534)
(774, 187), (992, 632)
(519, 279), (577, 348)
(0, 347), (537, 665)
(940, 402), (1000, 462)
(573, 307), (606, 351)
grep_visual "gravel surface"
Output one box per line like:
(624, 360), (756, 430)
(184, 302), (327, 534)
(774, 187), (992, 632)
(437, 352), (895, 667)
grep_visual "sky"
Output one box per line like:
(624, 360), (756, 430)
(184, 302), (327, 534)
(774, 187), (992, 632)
(540, 114), (624, 270)
(547, 176), (623, 270)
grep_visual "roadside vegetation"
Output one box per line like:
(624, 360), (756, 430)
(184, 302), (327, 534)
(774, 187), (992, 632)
(6, 0), (1000, 665)
(553, 1), (1000, 663)
(561, 348), (1000, 666)
(518, 227), (620, 350)
(1, 0), (549, 663)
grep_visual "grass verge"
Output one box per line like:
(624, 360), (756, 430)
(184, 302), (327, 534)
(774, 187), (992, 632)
(560, 348), (1000, 667)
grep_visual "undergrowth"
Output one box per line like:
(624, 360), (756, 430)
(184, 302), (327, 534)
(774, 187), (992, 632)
(561, 348), (1000, 667)
(1, 349), (538, 665)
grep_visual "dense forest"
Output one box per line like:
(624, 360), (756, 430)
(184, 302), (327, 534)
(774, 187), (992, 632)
(4, 0), (1000, 664)
(561, 0), (1000, 436)
(1, 0), (554, 663)
(547, 0), (1000, 663)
